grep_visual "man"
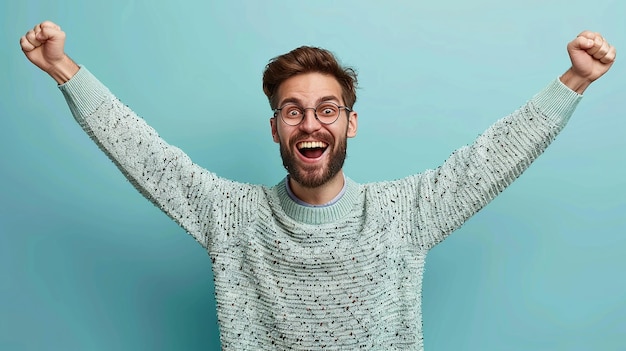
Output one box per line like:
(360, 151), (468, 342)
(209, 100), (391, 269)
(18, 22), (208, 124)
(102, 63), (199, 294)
(20, 21), (615, 350)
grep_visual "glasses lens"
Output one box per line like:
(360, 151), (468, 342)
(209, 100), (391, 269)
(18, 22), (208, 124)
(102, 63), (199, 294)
(281, 104), (304, 125)
(315, 103), (340, 124)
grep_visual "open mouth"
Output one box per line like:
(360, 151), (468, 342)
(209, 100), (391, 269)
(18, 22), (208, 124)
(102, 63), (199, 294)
(297, 141), (328, 159)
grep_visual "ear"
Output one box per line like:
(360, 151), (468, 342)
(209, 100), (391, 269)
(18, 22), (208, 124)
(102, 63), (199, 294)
(270, 117), (280, 143)
(347, 110), (358, 138)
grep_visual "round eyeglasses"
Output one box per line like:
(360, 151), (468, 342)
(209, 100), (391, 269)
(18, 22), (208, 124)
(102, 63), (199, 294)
(273, 102), (352, 126)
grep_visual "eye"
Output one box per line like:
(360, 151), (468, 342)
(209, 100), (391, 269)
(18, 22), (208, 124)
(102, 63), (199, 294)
(317, 103), (338, 117)
(283, 105), (303, 118)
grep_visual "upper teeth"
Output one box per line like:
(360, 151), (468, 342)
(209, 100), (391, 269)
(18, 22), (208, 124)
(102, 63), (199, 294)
(298, 141), (326, 149)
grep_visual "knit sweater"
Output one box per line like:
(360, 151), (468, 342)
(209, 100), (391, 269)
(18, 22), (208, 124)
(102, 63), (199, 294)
(59, 67), (581, 350)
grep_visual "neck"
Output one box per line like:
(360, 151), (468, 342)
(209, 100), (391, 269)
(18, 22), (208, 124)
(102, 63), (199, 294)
(288, 171), (346, 205)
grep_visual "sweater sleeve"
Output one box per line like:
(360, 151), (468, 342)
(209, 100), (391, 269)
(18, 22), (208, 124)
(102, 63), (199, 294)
(410, 78), (581, 249)
(59, 66), (257, 249)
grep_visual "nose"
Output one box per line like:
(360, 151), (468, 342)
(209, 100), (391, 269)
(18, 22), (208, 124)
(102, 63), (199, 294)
(298, 108), (322, 133)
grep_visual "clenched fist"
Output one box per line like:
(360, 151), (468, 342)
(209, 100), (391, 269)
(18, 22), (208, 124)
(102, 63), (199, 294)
(561, 31), (616, 94)
(20, 21), (79, 84)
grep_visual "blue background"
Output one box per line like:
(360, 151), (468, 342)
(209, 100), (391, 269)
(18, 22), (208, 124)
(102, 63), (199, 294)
(2, 1), (625, 350)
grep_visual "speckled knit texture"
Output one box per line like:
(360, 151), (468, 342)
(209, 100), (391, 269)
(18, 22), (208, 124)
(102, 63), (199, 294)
(60, 67), (581, 350)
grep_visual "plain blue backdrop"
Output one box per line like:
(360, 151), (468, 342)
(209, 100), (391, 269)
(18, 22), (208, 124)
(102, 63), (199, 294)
(2, 1), (625, 350)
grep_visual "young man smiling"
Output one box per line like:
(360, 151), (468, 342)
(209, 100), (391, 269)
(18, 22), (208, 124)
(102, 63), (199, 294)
(270, 71), (358, 205)
(20, 20), (616, 350)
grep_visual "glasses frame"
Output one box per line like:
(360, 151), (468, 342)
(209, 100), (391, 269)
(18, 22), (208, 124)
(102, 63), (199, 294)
(273, 101), (352, 126)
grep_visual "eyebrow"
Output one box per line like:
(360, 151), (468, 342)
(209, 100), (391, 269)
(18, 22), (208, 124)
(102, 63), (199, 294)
(278, 95), (341, 107)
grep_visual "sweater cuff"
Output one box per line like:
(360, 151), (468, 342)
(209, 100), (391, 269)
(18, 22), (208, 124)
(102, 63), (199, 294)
(58, 66), (111, 118)
(531, 78), (582, 127)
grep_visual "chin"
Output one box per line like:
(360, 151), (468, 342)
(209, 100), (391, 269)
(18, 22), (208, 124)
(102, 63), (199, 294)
(291, 168), (332, 189)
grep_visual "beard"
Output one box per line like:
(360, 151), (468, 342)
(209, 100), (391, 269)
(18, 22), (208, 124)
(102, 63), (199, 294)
(279, 131), (348, 189)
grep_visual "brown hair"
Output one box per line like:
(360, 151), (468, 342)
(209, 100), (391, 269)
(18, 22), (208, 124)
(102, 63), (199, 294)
(262, 46), (358, 110)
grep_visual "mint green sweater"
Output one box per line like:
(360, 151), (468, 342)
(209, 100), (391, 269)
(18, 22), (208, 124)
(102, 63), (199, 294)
(60, 67), (581, 350)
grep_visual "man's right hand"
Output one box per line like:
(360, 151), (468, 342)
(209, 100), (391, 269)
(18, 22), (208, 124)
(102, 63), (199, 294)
(20, 21), (79, 84)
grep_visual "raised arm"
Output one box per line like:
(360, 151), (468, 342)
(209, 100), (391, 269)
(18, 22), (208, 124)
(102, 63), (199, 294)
(407, 31), (615, 249)
(20, 21), (259, 249)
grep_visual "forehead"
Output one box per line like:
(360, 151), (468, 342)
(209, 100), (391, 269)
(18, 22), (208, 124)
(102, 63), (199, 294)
(276, 72), (343, 106)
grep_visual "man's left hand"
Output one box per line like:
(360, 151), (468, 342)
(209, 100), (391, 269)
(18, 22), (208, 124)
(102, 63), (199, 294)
(561, 31), (616, 94)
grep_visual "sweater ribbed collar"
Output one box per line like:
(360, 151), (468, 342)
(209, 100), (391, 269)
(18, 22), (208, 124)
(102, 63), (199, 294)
(284, 174), (347, 208)
(274, 177), (362, 225)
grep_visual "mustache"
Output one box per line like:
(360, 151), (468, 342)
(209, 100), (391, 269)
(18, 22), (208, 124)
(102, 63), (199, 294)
(289, 131), (334, 148)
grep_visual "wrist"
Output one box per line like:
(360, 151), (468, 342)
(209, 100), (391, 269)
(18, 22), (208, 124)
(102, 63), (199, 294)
(48, 55), (80, 84)
(559, 68), (592, 95)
